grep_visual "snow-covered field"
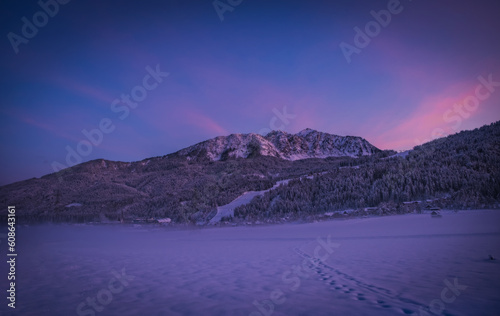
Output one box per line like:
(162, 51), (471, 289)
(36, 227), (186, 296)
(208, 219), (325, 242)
(2, 210), (500, 316)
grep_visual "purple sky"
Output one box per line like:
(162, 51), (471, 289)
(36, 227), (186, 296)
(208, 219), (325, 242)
(1, 0), (500, 185)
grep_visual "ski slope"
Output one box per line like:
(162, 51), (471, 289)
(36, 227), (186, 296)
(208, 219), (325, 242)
(209, 179), (291, 224)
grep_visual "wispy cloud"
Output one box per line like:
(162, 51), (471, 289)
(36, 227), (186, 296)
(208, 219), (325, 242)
(19, 116), (82, 143)
(46, 76), (116, 106)
(181, 108), (228, 136)
(370, 80), (484, 150)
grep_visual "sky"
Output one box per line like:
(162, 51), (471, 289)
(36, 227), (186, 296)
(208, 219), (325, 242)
(1, 0), (499, 185)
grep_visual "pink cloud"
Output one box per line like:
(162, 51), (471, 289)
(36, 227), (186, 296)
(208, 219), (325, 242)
(47, 76), (116, 105)
(20, 117), (82, 143)
(180, 108), (228, 136)
(370, 79), (491, 150)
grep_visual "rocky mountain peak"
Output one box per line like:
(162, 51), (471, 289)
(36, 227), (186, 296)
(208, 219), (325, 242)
(175, 129), (380, 161)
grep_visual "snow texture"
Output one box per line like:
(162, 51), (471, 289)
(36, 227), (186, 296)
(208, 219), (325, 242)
(176, 129), (379, 161)
(5, 210), (500, 315)
(209, 180), (290, 223)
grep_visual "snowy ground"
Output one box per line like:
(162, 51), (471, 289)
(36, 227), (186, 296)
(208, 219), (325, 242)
(210, 173), (331, 224)
(2, 210), (499, 316)
(209, 179), (291, 223)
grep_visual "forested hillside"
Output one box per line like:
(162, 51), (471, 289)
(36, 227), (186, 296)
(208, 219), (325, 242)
(0, 121), (498, 224)
(0, 151), (372, 223)
(234, 121), (500, 221)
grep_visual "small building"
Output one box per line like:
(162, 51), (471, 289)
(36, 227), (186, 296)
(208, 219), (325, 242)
(157, 218), (172, 224)
(431, 210), (442, 218)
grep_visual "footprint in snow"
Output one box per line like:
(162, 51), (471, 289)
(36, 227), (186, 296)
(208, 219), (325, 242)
(293, 247), (429, 315)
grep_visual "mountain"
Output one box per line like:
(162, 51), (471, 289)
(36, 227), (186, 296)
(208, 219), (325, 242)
(0, 122), (499, 224)
(175, 129), (380, 161)
(234, 121), (500, 220)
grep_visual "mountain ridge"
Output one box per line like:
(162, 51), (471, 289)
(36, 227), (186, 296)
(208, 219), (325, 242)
(174, 128), (380, 161)
(1, 121), (499, 224)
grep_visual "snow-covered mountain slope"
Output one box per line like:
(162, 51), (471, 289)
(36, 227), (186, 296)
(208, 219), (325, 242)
(175, 128), (380, 161)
